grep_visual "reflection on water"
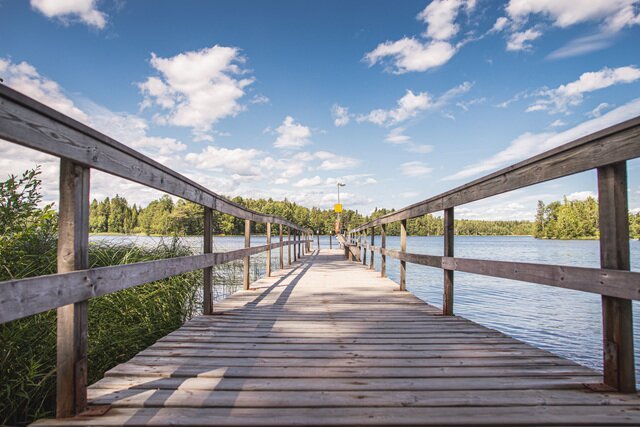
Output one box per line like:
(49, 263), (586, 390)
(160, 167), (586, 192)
(90, 234), (639, 381)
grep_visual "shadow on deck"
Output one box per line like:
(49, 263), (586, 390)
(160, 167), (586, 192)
(33, 249), (640, 426)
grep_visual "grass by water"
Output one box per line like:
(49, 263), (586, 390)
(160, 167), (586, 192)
(0, 239), (206, 425)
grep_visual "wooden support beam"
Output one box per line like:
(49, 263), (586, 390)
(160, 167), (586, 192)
(362, 230), (367, 266)
(288, 227), (292, 265)
(598, 162), (635, 393)
(400, 219), (407, 291)
(279, 224), (284, 270)
(56, 159), (90, 418)
(369, 227), (374, 270)
(266, 222), (272, 277)
(293, 231), (297, 262)
(243, 220), (251, 290)
(203, 208), (213, 315)
(381, 224), (387, 278)
(443, 208), (454, 316)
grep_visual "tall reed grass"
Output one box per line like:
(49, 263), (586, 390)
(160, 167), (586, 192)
(0, 239), (203, 425)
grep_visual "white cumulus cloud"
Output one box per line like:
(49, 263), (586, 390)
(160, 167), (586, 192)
(506, 28), (542, 51)
(331, 104), (351, 127)
(358, 90), (432, 126)
(273, 116), (313, 149)
(31, 0), (107, 29)
(364, 0), (475, 74)
(498, 0), (640, 52)
(185, 146), (262, 177)
(527, 65), (640, 114)
(139, 45), (253, 141)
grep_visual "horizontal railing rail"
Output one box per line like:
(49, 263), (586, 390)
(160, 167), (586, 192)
(0, 84), (314, 417)
(0, 240), (308, 324)
(347, 115), (640, 394)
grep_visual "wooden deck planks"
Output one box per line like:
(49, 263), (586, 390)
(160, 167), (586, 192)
(33, 249), (640, 426)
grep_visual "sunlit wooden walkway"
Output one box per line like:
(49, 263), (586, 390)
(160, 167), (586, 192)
(33, 249), (640, 426)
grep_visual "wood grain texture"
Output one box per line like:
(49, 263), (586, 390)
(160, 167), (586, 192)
(243, 220), (251, 290)
(369, 247), (640, 300)
(443, 207), (454, 316)
(598, 162), (635, 393)
(56, 160), (90, 417)
(0, 242), (297, 323)
(400, 219), (407, 291)
(33, 249), (640, 426)
(266, 223), (271, 278)
(203, 208), (213, 315)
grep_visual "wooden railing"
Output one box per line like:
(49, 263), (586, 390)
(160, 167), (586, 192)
(347, 115), (640, 393)
(0, 85), (313, 417)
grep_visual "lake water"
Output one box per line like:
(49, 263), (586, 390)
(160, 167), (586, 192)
(90, 234), (640, 382)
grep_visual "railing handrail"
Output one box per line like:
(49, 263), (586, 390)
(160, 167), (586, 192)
(0, 84), (310, 232)
(0, 84), (317, 417)
(346, 116), (639, 394)
(351, 114), (640, 232)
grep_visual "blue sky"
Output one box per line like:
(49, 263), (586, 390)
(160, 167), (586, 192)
(1, 0), (639, 219)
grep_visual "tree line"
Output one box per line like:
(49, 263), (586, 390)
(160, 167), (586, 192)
(534, 196), (640, 239)
(88, 194), (534, 237)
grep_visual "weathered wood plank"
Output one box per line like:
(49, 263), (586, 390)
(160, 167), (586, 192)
(56, 160), (90, 417)
(598, 162), (636, 393)
(374, 248), (640, 300)
(34, 405), (640, 426)
(89, 375), (603, 392)
(443, 207), (454, 316)
(400, 219), (407, 291)
(88, 389), (640, 408)
(203, 208), (213, 315)
(0, 242), (294, 323)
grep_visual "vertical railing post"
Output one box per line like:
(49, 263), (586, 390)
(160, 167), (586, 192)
(443, 207), (454, 316)
(243, 219), (251, 290)
(266, 222), (272, 277)
(279, 224), (284, 270)
(362, 229), (367, 266)
(203, 207), (213, 315)
(598, 162), (635, 392)
(381, 224), (387, 278)
(400, 219), (407, 291)
(298, 232), (302, 258)
(288, 226), (292, 265)
(329, 233), (332, 249)
(369, 227), (374, 270)
(56, 160), (90, 418)
(317, 232), (320, 251)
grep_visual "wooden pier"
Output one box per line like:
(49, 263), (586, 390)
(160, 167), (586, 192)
(32, 249), (640, 425)
(2, 84), (640, 425)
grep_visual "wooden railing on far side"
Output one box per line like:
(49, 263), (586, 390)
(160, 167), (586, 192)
(348, 115), (640, 393)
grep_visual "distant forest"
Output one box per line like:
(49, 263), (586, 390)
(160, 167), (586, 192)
(534, 197), (640, 240)
(88, 194), (640, 239)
